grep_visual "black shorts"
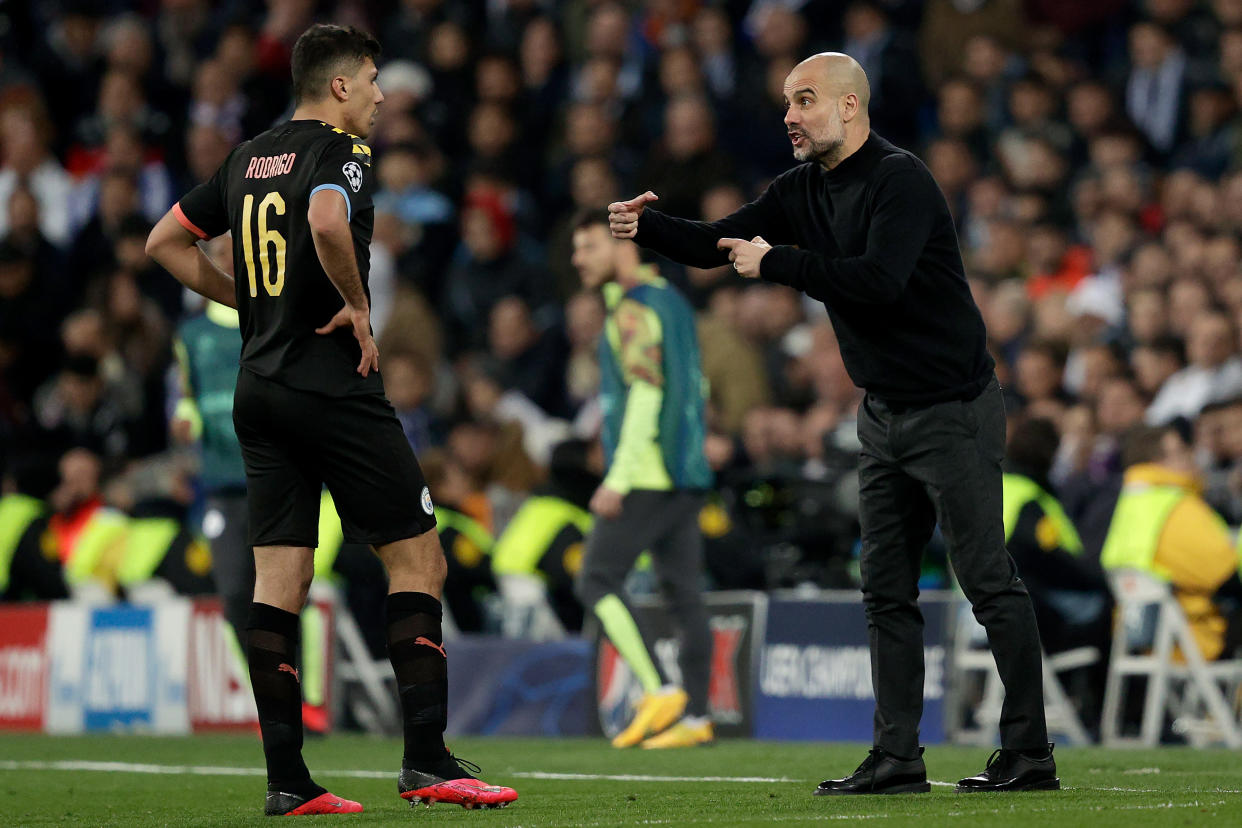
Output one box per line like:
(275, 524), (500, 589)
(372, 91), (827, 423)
(233, 368), (437, 548)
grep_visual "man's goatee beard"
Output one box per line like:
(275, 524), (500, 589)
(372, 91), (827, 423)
(795, 136), (845, 168)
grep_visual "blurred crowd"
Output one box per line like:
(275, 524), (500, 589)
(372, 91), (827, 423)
(3, 0), (1242, 650)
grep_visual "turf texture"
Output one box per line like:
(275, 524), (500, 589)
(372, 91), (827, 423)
(1, 732), (1240, 826)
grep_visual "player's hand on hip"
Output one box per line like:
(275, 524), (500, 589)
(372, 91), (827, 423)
(589, 484), (625, 520)
(607, 191), (658, 239)
(316, 305), (380, 377)
(717, 236), (771, 279)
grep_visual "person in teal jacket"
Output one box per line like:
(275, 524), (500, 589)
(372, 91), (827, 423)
(570, 209), (714, 750)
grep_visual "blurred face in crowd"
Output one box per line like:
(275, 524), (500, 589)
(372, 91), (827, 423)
(1067, 82), (1114, 137)
(570, 157), (618, 208)
(665, 96), (715, 159)
(938, 81), (983, 136)
(1132, 345), (1182, 394)
(659, 47), (703, 98)
(466, 103), (511, 157)
(927, 139), (977, 197)
(1128, 243), (1173, 289)
(571, 223), (617, 289)
(1202, 235), (1240, 286)
(1127, 288), (1169, 343)
(1016, 347), (1063, 402)
(755, 5), (806, 59)
(521, 17), (561, 86)
(693, 7), (731, 55)
(7, 187), (38, 236)
(984, 281), (1030, 343)
(586, 3), (629, 60)
(477, 55), (520, 104)
(1218, 402), (1242, 458)
(1130, 22), (1174, 70)
(964, 35), (1008, 83)
(1186, 312), (1235, 369)
(52, 449), (102, 514)
(566, 291), (605, 349)
(462, 206), (504, 261)
(1168, 278), (1210, 336)
(383, 352), (431, 411)
(428, 22), (469, 72)
(489, 296), (537, 360)
(1159, 429), (1197, 476)
(186, 124), (233, 184)
(565, 104), (613, 156)
(1096, 377), (1147, 435)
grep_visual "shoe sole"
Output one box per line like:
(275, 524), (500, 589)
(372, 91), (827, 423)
(955, 778), (1061, 794)
(814, 782), (931, 796)
(400, 785), (517, 810)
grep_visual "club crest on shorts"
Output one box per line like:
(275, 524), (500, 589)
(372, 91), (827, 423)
(342, 161), (363, 192)
(421, 486), (434, 515)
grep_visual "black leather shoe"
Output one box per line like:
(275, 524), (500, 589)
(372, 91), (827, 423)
(814, 747), (931, 795)
(956, 743), (1060, 793)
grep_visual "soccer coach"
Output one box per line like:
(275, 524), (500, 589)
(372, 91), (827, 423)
(609, 53), (1059, 795)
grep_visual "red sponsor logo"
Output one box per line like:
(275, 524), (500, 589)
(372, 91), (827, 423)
(0, 605), (50, 730)
(188, 598), (258, 730)
(278, 663), (300, 682)
(414, 636), (446, 659)
(708, 616), (745, 724)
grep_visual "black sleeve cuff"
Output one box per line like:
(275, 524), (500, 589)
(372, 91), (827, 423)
(760, 245), (799, 286)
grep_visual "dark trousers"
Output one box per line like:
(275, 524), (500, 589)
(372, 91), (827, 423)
(206, 491), (254, 648)
(857, 377), (1047, 755)
(575, 490), (712, 717)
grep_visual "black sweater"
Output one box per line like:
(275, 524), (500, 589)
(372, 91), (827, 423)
(634, 132), (994, 405)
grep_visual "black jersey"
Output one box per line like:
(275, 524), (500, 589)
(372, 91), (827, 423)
(175, 119), (381, 397)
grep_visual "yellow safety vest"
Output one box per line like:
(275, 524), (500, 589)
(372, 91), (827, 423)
(1100, 484), (1203, 580)
(1001, 473), (1083, 555)
(492, 496), (593, 578)
(0, 494), (45, 593)
(64, 509), (129, 586)
(115, 517), (184, 587)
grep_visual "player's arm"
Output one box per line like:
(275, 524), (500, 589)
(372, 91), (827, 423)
(169, 337), (202, 444)
(308, 183), (379, 377)
(145, 211), (237, 309)
(593, 301), (666, 517)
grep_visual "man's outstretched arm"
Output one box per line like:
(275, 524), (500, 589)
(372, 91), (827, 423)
(146, 210), (237, 309)
(608, 185), (790, 269)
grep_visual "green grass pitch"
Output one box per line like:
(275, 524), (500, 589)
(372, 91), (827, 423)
(2, 733), (1241, 826)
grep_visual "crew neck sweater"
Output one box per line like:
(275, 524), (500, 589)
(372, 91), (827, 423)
(634, 131), (993, 405)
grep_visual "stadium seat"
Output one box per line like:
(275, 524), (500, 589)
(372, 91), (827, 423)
(949, 602), (1098, 746)
(1100, 569), (1242, 748)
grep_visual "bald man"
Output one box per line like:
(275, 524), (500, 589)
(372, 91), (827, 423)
(610, 53), (1059, 795)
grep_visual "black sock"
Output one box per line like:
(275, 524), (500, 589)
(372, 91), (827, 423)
(246, 602), (324, 799)
(387, 592), (448, 768)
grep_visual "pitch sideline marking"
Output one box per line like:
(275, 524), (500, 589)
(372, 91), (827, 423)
(0, 760), (1237, 794)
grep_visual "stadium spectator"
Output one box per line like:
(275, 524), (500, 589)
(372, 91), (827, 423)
(1099, 424), (1242, 661)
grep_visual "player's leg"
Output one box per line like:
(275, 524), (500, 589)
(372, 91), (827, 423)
(233, 370), (362, 816)
(316, 393), (514, 809)
(575, 491), (687, 747)
(816, 394), (934, 796)
(901, 380), (1057, 791)
(638, 491), (714, 749)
